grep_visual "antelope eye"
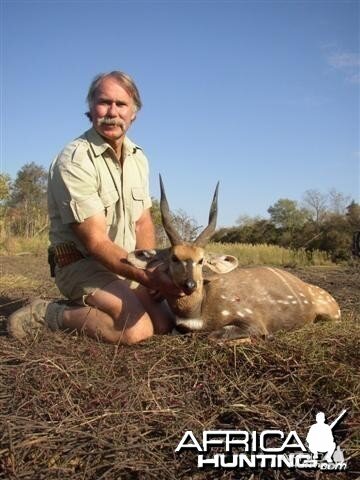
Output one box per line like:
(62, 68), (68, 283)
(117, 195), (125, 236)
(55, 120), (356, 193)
(198, 258), (204, 265)
(171, 255), (180, 263)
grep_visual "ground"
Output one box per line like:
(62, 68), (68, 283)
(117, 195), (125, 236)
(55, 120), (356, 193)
(0, 254), (359, 480)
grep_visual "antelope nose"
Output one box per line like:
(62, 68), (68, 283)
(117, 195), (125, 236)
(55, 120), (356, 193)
(183, 279), (196, 294)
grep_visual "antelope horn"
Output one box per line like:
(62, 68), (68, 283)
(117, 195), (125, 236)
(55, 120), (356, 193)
(194, 182), (219, 247)
(159, 174), (183, 246)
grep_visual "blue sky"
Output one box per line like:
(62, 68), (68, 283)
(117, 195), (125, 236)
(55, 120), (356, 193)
(1, 0), (359, 227)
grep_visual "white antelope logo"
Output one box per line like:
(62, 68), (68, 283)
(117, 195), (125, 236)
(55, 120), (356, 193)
(128, 177), (341, 341)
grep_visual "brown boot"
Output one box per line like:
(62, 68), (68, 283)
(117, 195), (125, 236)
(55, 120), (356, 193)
(7, 299), (63, 339)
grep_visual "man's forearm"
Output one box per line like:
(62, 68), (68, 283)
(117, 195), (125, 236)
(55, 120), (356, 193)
(87, 239), (150, 286)
(70, 212), (154, 288)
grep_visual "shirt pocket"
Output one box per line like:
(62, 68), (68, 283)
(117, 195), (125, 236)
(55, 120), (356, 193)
(131, 186), (146, 221)
(100, 188), (119, 226)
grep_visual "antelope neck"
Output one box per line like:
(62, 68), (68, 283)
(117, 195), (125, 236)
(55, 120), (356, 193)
(168, 283), (204, 319)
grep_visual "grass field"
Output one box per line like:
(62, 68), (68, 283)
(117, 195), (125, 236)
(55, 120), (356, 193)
(1, 235), (334, 267)
(0, 250), (359, 480)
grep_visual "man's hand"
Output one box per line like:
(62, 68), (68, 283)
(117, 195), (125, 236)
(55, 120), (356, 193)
(142, 267), (184, 299)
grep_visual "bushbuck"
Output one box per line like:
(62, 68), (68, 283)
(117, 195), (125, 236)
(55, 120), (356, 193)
(128, 176), (341, 341)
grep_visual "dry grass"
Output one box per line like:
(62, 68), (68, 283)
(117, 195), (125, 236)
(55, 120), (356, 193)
(0, 254), (359, 479)
(0, 315), (359, 480)
(208, 242), (333, 267)
(0, 236), (334, 267)
(0, 275), (42, 295)
(0, 235), (48, 256)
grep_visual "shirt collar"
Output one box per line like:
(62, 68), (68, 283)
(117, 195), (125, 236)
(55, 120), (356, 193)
(85, 127), (141, 158)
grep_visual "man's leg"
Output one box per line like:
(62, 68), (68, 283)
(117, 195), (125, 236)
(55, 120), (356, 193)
(62, 279), (173, 344)
(132, 284), (175, 334)
(8, 279), (174, 344)
(325, 443), (336, 462)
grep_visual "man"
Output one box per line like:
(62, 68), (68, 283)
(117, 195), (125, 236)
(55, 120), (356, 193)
(8, 71), (181, 344)
(306, 412), (336, 462)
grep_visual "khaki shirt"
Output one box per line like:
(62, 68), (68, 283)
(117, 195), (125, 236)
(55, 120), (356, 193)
(48, 127), (152, 254)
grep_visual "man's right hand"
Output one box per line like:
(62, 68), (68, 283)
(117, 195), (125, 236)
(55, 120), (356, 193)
(142, 268), (185, 298)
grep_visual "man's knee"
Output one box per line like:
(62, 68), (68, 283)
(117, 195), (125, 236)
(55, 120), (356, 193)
(106, 322), (154, 345)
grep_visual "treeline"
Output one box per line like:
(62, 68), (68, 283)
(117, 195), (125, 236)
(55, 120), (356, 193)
(213, 194), (360, 261)
(1, 164), (359, 262)
(0, 163), (201, 248)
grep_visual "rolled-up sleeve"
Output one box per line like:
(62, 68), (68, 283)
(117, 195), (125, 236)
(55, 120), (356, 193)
(50, 146), (104, 224)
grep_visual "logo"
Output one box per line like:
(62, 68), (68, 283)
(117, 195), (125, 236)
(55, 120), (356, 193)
(175, 409), (347, 471)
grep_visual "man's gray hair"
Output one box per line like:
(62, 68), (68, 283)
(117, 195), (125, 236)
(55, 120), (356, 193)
(85, 71), (142, 119)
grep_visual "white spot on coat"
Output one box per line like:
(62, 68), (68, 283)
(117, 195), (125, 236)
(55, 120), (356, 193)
(222, 310), (230, 316)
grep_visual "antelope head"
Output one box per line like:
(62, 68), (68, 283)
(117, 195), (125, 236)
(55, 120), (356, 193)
(158, 175), (219, 295)
(128, 176), (236, 297)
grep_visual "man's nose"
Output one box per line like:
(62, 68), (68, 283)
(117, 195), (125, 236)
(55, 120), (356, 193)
(108, 102), (118, 116)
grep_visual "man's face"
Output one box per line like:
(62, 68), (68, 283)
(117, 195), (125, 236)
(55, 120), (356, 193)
(90, 77), (136, 144)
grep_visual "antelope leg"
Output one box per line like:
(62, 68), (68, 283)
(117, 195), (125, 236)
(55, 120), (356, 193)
(208, 325), (252, 341)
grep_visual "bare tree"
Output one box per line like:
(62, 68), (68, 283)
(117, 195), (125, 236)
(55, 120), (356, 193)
(302, 189), (328, 224)
(151, 199), (200, 247)
(328, 188), (351, 215)
(236, 214), (263, 227)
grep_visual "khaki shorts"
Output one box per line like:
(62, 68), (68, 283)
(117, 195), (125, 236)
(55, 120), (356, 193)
(55, 257), (138, 304)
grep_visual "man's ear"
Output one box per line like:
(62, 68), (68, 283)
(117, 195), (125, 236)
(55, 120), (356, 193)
(127, 248), (170, 270)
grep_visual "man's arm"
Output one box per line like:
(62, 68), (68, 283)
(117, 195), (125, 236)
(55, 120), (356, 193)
(135, 208), (156, 249)
(71, 212), (181, 296)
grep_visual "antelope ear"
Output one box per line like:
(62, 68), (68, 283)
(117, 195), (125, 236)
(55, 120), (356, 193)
(204, 254), (238, 274)
(127, 249), (169, 270)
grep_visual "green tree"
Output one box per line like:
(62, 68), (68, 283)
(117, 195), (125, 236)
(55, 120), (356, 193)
(268, 199), (309, 248)
(0, 173), (12, 238)
(9, 162), (48, 237)
(346, 201), (360, 229)
(268, 199), (308, 230)
(0, 173), (11, 202)
(10, 162), (47, 206)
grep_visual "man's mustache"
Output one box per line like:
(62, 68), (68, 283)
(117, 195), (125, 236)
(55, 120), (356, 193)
(97, 117), (126, 128)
